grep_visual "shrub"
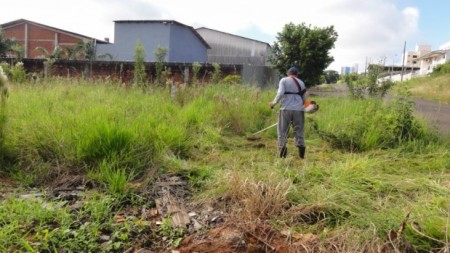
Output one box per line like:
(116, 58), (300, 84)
(133, 41), (147, 89)
(11, 62), (26, 83)
(222, 74), (241, 84)
(345, 67), (394, 99)
(210, 63), (221, 84)
(432, 62), (450, 75)
(154, 46), (168, 86)
(191, 62), (201, 86)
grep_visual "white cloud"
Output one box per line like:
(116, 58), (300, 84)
(1, 0), (420, 73)
(141, 0), (420, 72)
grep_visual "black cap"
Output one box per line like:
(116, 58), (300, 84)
(288, 67), (298, 75)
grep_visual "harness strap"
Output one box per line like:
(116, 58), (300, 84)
(284, 77), (306, 96)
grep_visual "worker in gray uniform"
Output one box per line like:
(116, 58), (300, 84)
(268, 66), (307, 159)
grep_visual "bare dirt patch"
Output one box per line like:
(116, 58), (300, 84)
(177, 223), (315, 253)
(0, 173), (20, 198)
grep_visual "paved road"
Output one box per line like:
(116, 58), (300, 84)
(413, 98), (450, 134)
(309, 88), (450, 135)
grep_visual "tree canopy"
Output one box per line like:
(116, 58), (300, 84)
(270, 22), (338, 86)
(323, 70), (339, 84)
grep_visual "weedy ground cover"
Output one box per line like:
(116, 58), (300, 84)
(396, 75), (450, 104)
(0, 78), (449, 252)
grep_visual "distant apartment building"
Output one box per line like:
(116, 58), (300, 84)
(418, 42), (450, 75)
(378, 42), (450, 82)
(404, 44), (431, 67)
(341, 64), (358, 75)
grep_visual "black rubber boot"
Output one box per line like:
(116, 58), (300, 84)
(279, 147), (287, 158)
(299, 146), (306, 159)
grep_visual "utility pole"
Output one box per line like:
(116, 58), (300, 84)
(401, 41), (406, 82)
(364, 57), (368, 76)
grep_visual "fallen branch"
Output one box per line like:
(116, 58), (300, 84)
(245, 231), (276, 252)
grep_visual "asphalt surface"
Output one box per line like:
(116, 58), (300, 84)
(413, 98), (450, 135)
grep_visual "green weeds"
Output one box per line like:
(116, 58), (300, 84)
(88, 158), (136, 198)
(312, 95), (439, 151)
(1, 78), (449, 252)
(0, 191), (154, 252)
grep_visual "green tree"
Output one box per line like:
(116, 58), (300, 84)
(270, 22), (338, 86)
(133, 41), (147, 89)
(323, 70), (339, 84)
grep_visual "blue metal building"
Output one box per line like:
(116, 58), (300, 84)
(95, 20), (210, 63)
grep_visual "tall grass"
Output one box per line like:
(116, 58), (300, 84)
(0, 66), (8, 156)
(1, 79), (274, 185)
(310, 95), (440, 151)
(2, 78), (449, 252)
(198, 89), (449, 252)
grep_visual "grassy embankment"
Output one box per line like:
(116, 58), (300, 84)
(0, 77), (449, 252)
(400, 74), (450, 105)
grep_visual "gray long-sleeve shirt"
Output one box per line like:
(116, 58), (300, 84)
(272, 76), (306, 111)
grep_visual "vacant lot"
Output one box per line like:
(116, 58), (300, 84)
(0, 80), (449, 252)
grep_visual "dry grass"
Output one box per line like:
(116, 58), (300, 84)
(409, 75), (450, 104)
(224, 171), (292, 221)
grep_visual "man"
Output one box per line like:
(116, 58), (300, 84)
(268, 67), (307, 159)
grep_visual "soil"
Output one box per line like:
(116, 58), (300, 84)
(0, 173), (19, 197)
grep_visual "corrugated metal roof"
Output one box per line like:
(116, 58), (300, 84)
(196, 27), (272, 66)
(196, 27), (271, 46)
(114, 20), (210, 49)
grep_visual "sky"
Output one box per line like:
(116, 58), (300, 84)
(1, 0), (449, 73)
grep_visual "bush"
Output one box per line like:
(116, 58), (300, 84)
(133, 42), (147, 89)
(222, 74), (241, 84)
(432, 62), (450, 75)
(210, 63), (221, 84)
(11, 62), (26, 83)
(191, 62), (201, 86)
(344, 66), (394, 99)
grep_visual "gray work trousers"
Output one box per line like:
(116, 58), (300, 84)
(277, 110), (305, 149)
